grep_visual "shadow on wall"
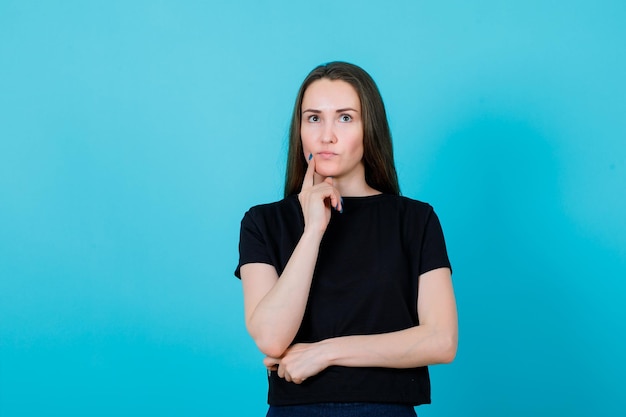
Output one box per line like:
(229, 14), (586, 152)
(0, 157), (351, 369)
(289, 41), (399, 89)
(427, 115), (625, 415)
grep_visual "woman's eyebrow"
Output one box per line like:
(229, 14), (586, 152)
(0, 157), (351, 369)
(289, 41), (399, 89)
(301, 107), (359, 114)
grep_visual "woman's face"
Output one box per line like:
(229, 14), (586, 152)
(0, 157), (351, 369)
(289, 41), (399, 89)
(300, 79), (364, 181)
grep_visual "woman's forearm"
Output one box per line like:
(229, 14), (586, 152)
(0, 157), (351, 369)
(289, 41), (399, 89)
(243, 229), (324, 358)
(265, 323), (457, 385)
(323, 324), (457, 369)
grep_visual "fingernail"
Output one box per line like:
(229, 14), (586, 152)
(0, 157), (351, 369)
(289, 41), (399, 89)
(340, 197), (344, 214)
(308, 153), (313, 161)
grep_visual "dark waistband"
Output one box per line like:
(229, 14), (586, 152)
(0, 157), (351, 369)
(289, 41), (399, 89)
(266, 402), (417, 417)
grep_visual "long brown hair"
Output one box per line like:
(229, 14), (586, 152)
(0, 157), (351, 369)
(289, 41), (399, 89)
(283, 62), (400, 197)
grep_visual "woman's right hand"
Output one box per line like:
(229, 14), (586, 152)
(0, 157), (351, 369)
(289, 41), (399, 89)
(298, 154), (343, 235)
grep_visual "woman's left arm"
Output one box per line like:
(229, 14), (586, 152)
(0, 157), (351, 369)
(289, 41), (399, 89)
(264, 267), (457, 384)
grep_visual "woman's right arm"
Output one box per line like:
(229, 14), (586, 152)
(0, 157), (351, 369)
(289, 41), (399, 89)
(241, 229), (321, 358)
(240, 156), (342, 358)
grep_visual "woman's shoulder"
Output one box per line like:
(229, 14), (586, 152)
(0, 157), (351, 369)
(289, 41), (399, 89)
(378, 194), (435, 213)
(379, 195), (440, 230)
(242, 195), (301, 224)
(246, 195), (299, 213)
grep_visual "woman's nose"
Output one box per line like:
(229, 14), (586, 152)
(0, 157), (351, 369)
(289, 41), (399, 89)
(321, 123), (336, 143)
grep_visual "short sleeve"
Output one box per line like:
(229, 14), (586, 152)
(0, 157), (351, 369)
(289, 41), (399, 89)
(234, 209), (272, 278)
(418, 208), (452, 275)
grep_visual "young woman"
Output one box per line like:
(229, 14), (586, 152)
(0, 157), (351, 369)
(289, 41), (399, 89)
(235, 62), (457, 417)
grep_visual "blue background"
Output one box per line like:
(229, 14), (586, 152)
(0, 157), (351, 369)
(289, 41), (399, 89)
(1, 1), (625, 416)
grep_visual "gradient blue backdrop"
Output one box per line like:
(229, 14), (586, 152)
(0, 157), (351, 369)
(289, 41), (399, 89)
(1, 1), (625, 416)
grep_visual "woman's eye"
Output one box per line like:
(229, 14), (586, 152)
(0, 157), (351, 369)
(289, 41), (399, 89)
(308, 115), (319, 122)
(340, 114), (352, 122)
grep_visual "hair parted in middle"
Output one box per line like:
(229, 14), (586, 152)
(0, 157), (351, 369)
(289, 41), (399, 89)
(283, 61), (400, 197)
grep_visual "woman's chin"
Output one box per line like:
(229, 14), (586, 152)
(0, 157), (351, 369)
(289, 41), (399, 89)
(315, 168), (339, 178)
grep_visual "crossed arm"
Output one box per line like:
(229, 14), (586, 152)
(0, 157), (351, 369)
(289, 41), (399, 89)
(241, 258), (457, 384)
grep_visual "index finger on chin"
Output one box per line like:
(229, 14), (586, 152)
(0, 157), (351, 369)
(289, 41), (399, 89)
(301, 153), (315, 189)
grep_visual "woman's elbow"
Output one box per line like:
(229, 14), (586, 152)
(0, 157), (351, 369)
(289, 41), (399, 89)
(249, 330), (289, 358)
(246, 321), (289, 358)
(255, 339), (288, 359)
(436, 333), (458, 364)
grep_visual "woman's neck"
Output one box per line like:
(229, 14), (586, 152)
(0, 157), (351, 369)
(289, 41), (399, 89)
(320, 174), (381, 197)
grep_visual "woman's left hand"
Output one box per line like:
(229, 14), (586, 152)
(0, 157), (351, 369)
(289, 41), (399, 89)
(263, 342), (330, 384)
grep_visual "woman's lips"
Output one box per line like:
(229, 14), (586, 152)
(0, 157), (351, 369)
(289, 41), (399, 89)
(317, 152), (336, 159)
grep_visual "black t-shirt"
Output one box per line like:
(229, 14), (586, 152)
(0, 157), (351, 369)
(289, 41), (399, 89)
(235, 193), (451, 406)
